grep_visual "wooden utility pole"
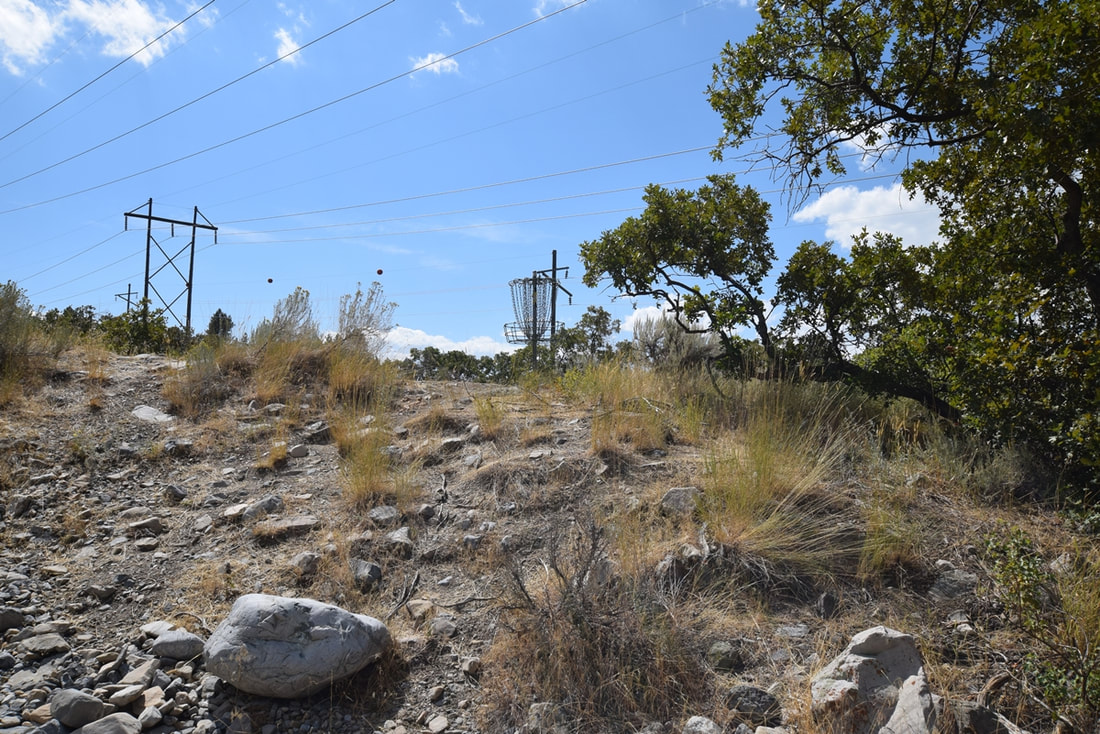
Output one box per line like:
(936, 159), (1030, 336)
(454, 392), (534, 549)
(124, 199), (217, 334)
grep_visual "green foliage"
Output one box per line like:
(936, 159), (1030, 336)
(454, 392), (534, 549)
(335, 281), (395, 356)
(0, 281), (58, 392)
(553, 306), (621, 369)
(579, 0), (1099, 490)
(98, 302), (170, 355)
(41, 305), (98, 336)
(984, 527), (1100, 731)
(206, 309), (234, 340)
(580, 175), (776, 356)
(399, 346), (520, 383)
(251, 286), (319, 344)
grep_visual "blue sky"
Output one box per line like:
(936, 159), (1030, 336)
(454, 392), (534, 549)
(1, 0), (940, 357)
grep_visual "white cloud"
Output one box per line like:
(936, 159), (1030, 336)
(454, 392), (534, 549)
(274, 27), (301, 65)
(533, 0), (574, 17)
(620, 305), (668, 334)
(0, 0), (60, 74)
(66, 0), (177, 66)
(384, 325), (514, 359)
(454, 1), (482, 25)
(792, 182), (941, 248)
(410, 51), (458, 76)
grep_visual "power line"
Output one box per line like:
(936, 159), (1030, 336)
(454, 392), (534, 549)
(0, 0), (218, 145)
(0, 0), (396, 191)
(0, 0), (587, 215)
(17, 230), (126, 283)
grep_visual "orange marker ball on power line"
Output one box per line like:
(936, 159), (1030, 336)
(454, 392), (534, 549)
(377, 269), (383, 275)
(267, 278), (273, 283)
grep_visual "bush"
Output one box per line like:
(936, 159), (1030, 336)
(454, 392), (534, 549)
(0, 281), (59, 399)
(98, 302), (170, 354)
(482, 520), (709, 731)
(984, 526), (1100, 731)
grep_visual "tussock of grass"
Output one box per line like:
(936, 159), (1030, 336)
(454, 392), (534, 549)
(482, 520), (711, 732)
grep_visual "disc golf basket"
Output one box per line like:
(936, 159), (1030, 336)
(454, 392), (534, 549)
(505, 274), (563, 368)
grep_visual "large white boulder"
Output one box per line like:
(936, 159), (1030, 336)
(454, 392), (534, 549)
(811, 626), (936, 734)
(203, 594), (391, 698)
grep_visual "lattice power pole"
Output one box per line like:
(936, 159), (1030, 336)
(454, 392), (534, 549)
(124, 198), (217, 334)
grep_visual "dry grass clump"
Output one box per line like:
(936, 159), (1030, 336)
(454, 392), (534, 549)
(163, 343), (235, 419)
(482, 520), (711, 732)
(698, 380), (868, 589)
(471, 395), (507, 440)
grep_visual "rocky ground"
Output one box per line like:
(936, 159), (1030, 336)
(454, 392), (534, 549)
(0, 351), (1071, 733)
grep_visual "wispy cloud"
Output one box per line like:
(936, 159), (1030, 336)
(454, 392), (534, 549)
(793, 182), (941, 248)
(454, 1), (482, 25)
(533, 0), (576, 17)
(274, 27), (301, 65)
(0, 0), (60, 74)
(1, 0), (193, 75)
(410, 51), (459, 76)
(66, 0), (178, 66)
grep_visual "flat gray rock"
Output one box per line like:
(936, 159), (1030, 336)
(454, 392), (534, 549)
(130, 405), (174, 423)
(51, 688), (105, 728)
(203, 593), (391, 698)
(150, 628), (205, 661)
(73, 712), (142, 734)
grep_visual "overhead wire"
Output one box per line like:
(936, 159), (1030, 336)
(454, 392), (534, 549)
(166, 0), (725, 206)
(0, 0), (398, 192)
(0, 0), (586, 215)
(0, 0), (218, 145)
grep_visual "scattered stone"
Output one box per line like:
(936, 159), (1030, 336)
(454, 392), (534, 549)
(0, 606), (26, 631)
(131, 405), (173, 424)
(385, 527), (415, 558)
(164, 484), (188, 502)
(351, 559), (383, 591)
(150, 628), (205, 661)
(287, 444), (309, 458)
(929, 567), (978, 602)
(427, 714), (449, 733)
(72, 712), (142, 734)
(682, 718), (723, 734)
(252, 514), (320, 540)
(706, 640), (744, 672)
(50, 688), (105, 728)
(726, 685), (781, 728)
(244, 494), (284, 520)
(203, 594), (392, 698)
(20, 632), (70, 658)
(163, 438), (193, 457)
(369, 505), (402, 527)
(291, 551), (321, 578)
(811, 626), (935, 734)
(660, 486), (700, 516)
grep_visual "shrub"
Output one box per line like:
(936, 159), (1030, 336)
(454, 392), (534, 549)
(98, 302), (170, 354)
(984, 526), (1100, 731)
(482, 520), (709, 731)
(0, 281), (59, 400)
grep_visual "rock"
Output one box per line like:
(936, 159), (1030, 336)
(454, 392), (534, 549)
(291, 551), (321, 578)
(811, 626), (935, 734)
(163, 438), (192, 457)
(928, 568), (978, 602)
(427, 714), (449, 733)
(131, 406), (173, 424)
(726, 685), (781, 728)
(119, 658), (160, 687)
(150, 629), (205, 661)
(72, 712), (142, 734)
(368, 505), (401, 527)
(50, 688), (106, 728)
(288, 444), (309, 458)
(706, 640), (744, 672)
(252, 514), (319, 540)
(203, 594), (392, 698)
(20, 632), (70, 658)
(947, 700), (1028, 734)
(526, 702), (568, 734)
(164, 484), (188, 502)
(127, 517), (166, 535)
(351, 559), (383, 591)
(661, 486), (700, 516)
(682, 719), (723, 734)
(108, 684), (145, 707)
(0, 606), (26, 631)
(244, 495), (284, 520)
(385, 527), (415, 558)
